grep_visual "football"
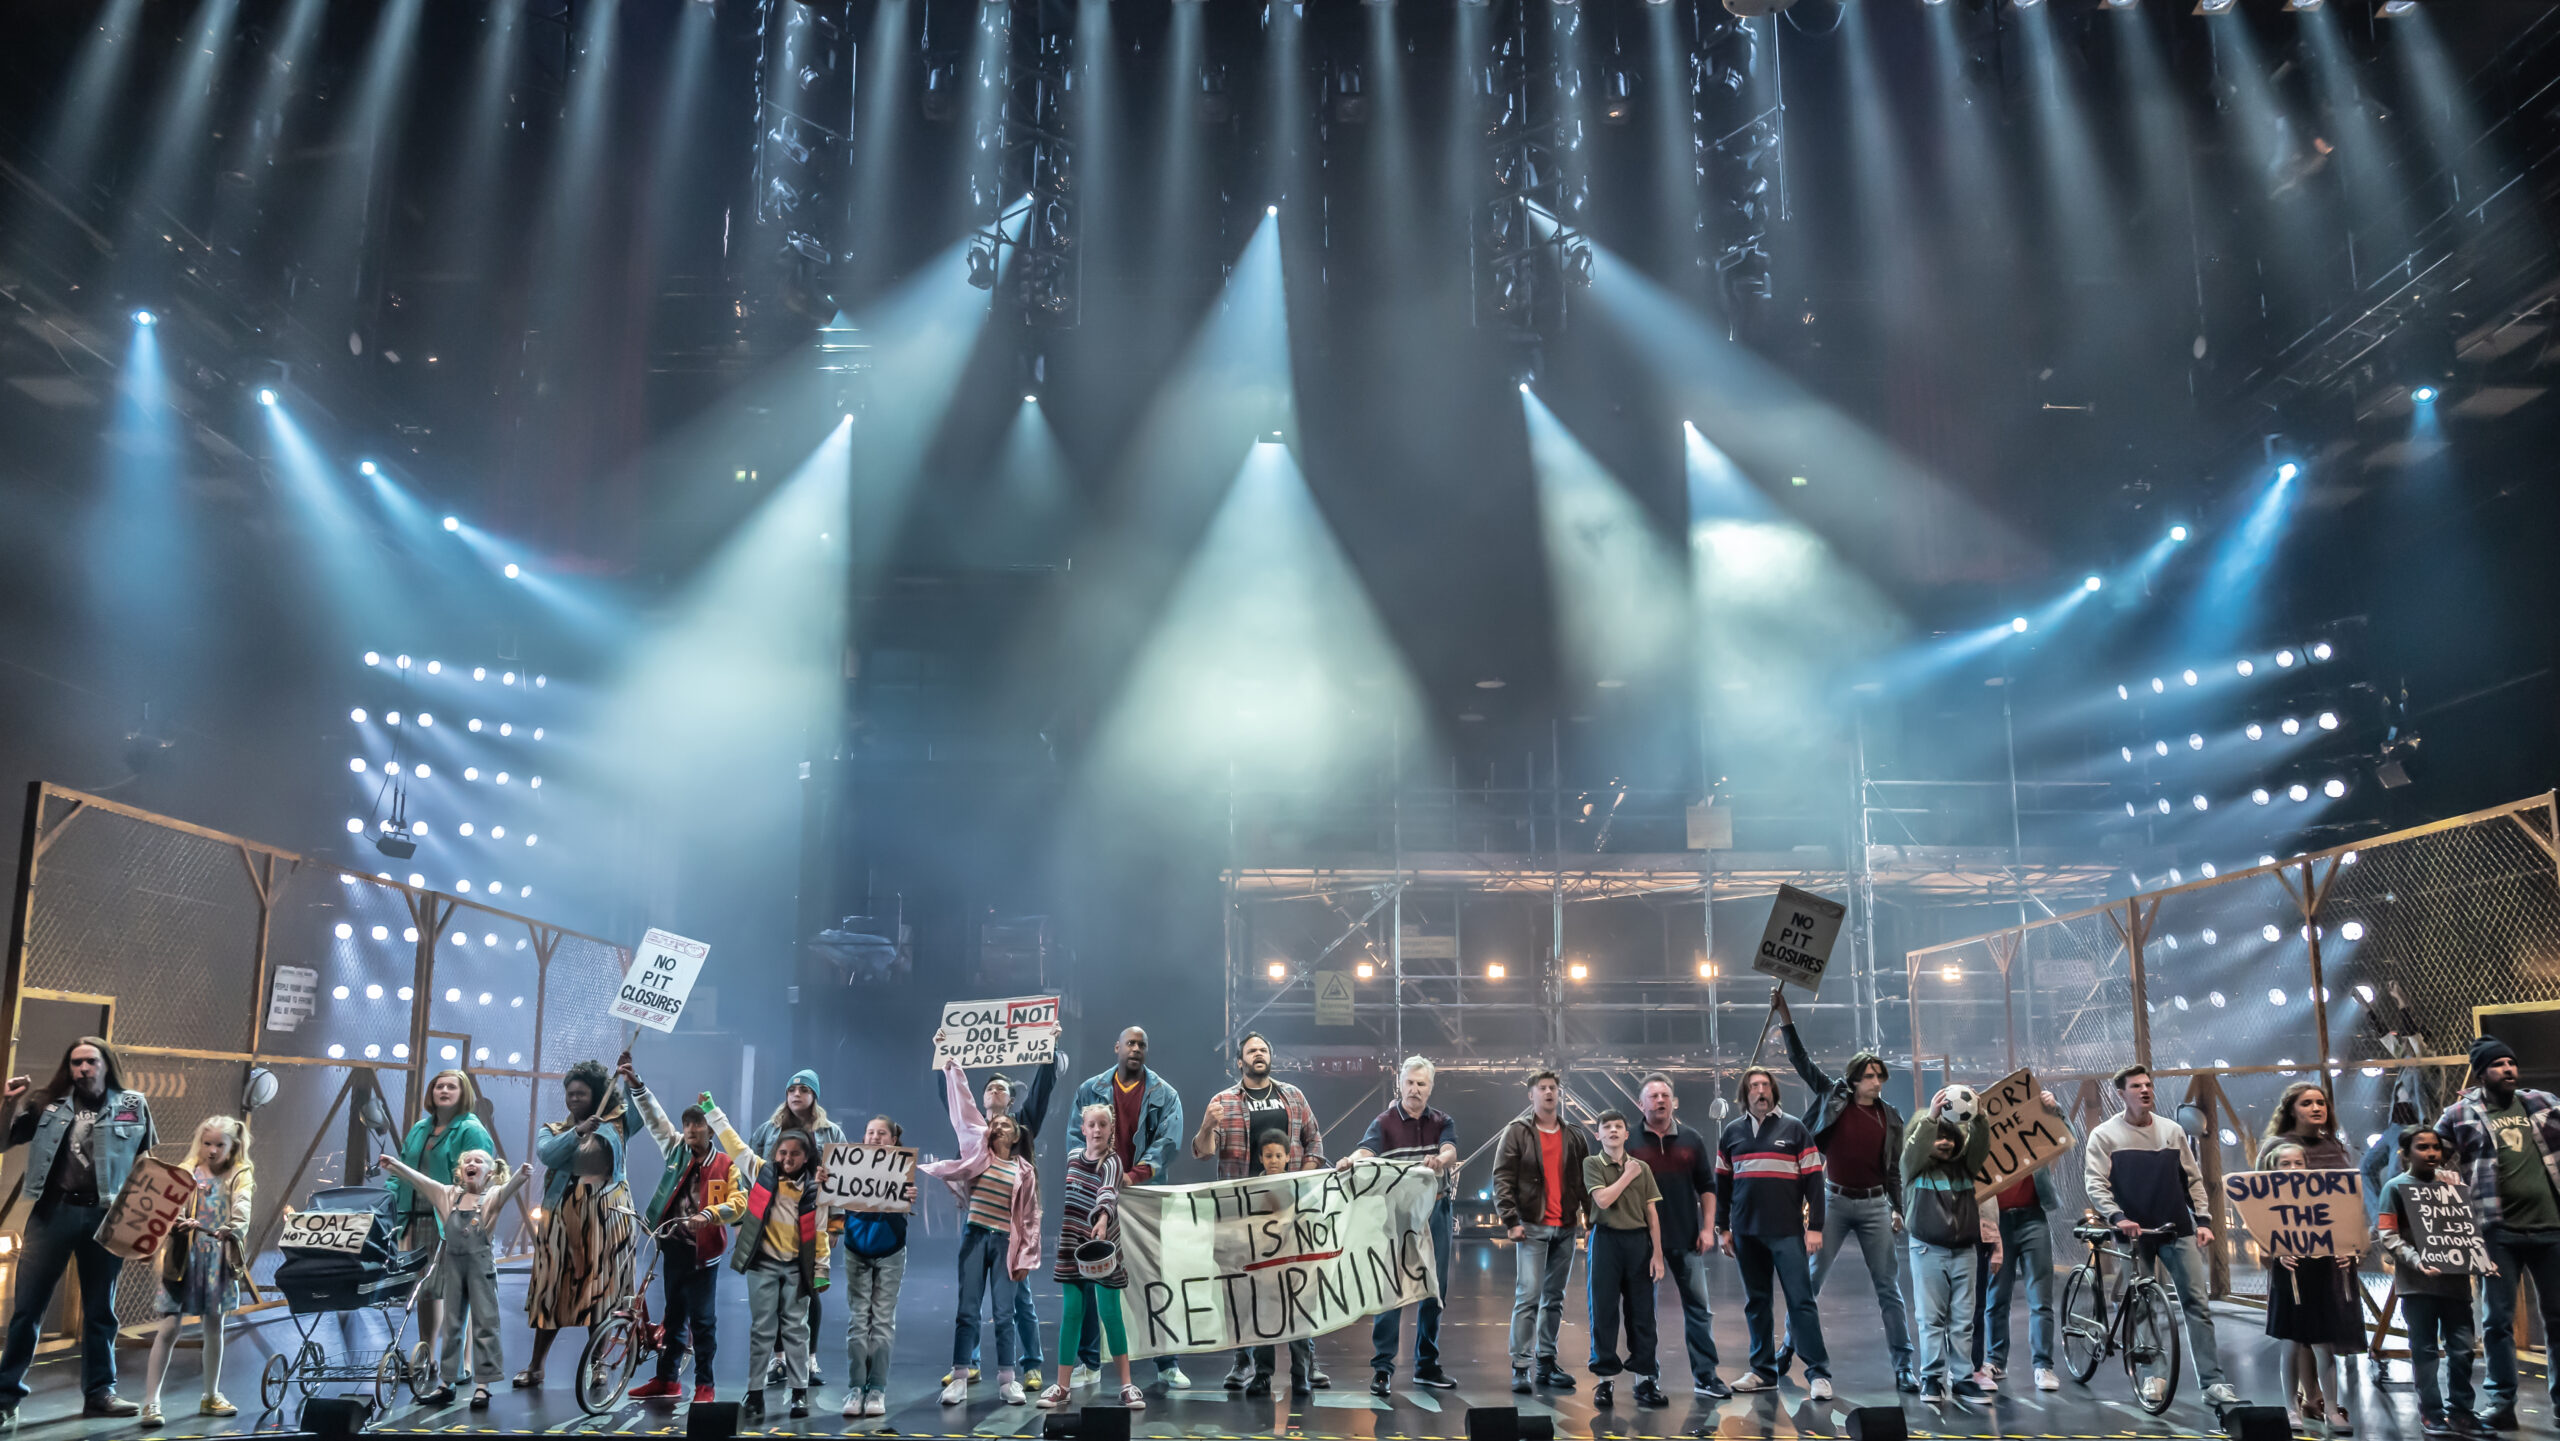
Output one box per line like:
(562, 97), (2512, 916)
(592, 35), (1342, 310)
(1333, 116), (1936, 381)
(1934, 1085), (1980, 1126)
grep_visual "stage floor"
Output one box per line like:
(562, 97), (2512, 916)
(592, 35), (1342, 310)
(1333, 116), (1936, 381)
(9, 1239), (2535, 1439)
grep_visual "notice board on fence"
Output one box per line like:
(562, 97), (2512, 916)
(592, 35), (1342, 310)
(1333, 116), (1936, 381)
(1971, 1068), (2075, 1199)
(2224, 1169), (2368, 1261)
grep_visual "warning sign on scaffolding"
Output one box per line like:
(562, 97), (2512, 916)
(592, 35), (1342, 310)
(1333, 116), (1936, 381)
(1753, 885), (1846, 991)
(1314, 970), (1355, 1026)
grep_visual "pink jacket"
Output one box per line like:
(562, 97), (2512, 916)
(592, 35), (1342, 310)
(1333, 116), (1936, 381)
(919, 1060), (1043, 1276)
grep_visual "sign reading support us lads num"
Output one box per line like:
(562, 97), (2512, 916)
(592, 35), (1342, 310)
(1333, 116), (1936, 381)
(932, 994), (1063, 1070)
(1753, 884), (1847, 990)
(611, 928), (711, 1034)
(1116, 1159), (1442, 1358)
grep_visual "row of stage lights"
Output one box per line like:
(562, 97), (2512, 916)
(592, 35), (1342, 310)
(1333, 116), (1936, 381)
(363, 652), (546, 688)
(2120, 711), (2341, 757)
(2122, 776), (2353, 814)
(2116, 642), (2338, 700)
(1263, 957), (1721, 983)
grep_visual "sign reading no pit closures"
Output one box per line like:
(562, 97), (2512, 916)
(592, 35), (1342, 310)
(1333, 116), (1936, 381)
(611, 928), (711, 1035)
(1753, 884), (1846, 991)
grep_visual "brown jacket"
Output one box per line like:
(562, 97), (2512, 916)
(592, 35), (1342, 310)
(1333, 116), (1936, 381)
(1492, 1115), (1591, 1230)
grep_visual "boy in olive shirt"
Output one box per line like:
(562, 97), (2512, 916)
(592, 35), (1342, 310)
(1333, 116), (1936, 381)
(1584, 1111), (1670, 1408)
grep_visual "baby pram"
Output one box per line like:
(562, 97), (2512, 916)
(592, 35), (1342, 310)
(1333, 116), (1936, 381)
(259, 1185), (442, 1412)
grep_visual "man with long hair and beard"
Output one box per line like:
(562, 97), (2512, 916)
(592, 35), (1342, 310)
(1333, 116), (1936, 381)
(0, 1037), (159, 1423)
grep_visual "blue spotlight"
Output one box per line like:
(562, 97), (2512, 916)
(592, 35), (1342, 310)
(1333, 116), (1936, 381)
(2083, 575), (2103, 592)
(1266, 205), (1278, 216)
(2411, 385), (2439, 403)
(256, 388), (277, 407)
(503, 563), (521, 579)
(359, 459), (378, 476)
(2169, 525), (2189, 542)
(132, 309), (157, 327)
(2010, 617), (2028, 633)
(442, 515), (460, 532)
(2276, 462), (2299, 482)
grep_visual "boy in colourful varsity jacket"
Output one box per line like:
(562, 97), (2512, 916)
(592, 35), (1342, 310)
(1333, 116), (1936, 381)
(694, 1096), (830, 1420)
(620, 1062), (734, 1405)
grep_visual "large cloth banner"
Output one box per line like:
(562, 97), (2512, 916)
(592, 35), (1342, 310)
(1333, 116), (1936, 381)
(1118, 1160), (1441, 1359)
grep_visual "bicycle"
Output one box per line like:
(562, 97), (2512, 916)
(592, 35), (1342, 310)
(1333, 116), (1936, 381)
(2059, 1219), (2186, 1415)
(574, 1213), (682, 1415)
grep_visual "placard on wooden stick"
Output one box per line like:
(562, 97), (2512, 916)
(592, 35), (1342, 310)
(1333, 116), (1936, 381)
(1753, 885), (1846, 990)
(2224, 1169), (2368, 1261)
(1971, 1067), (2075, 1198)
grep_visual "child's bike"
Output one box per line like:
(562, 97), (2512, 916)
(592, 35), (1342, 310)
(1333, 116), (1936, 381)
(575, 1214), (680, 1414)
(2059, 1220), (2187, 1415)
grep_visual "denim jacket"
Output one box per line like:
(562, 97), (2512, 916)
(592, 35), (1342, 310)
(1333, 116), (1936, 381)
(1071, 1067), (1184, 1179)
(4, 1089), (157, 1205)
(533, 1081), (641, 1208)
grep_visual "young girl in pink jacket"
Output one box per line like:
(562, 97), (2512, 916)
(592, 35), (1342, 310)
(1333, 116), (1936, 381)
(922, 1060), (1043, 1407)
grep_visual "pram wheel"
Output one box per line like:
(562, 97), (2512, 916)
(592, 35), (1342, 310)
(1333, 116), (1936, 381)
(376, 1345), (407, 1409)
(406, 1351), (439, 1402)
(575, 1316), (639, 1416)
(296, 1342), (325, 1397)
(260, 1354), (292, 1413)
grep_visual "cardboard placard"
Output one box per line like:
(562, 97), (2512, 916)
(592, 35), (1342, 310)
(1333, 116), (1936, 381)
(2224, 1169), (2368, 1261)
(94, 1158), (201, 1261)
(932, 994), (1061, 1070)
(611, 928), (711, 1034)
(817, 1142), (917, 1213)
(1972, 1067), (2076, 1198)
(280, 1209), (375, 1254)
(2398, 1180), (2492, 1276)
(1753, 885), (1846, 991)
(266, 965), (319, 1033)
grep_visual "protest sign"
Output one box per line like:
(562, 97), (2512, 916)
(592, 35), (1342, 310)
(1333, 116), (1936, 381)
(932, 994), (1061, 1070)
(94, 1158), (201, 1261)
(1971, 1067), (2076, 1198)
(266, 965), (318, 1033)
(2224, 1169), (2368, 1261)
(279, 1210), (375, 1254)
(611, 928), (710, 1034)
(818, 1142), (916, 1214)
(1753, 885), (1846, 990)
(2400, 1181), (2492, 1275)
(1117, 1158), (1442, 1358)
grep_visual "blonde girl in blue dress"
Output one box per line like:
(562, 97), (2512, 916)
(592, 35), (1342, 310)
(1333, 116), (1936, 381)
(140, 1117), (253, 1428)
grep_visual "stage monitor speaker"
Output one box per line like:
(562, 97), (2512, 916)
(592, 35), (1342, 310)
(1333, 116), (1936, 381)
(2226, 1405), (2292, 1441)
(1846, 1406), (1908, 1441)
(1078, 1404), (1133, 1441)
(687, 1400), (742, 1441)
(1466, 1407), (1556, 1441)
(299, 1396), (373, 1440)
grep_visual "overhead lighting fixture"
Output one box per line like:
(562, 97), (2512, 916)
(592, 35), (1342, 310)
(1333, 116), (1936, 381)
(2010, 617), (2029, 633)
(2277, 461), (2300, 481)
(132, 309), (157, 326)
(256, 388), (277, 406)
(2410, 382), (2438, 400)
(2084, 575), (2103, 592)
(2195, 0), (2235, 12)
(2169, 525), (2189, 542)
(2378, 0), (2417, 13)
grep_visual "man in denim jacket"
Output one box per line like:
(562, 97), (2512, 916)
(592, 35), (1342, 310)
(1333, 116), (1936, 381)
(0, 1038), (158, 1422)
(1071, 1026), (1188, 1391)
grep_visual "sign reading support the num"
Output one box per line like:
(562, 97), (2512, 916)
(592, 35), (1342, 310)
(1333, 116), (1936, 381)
(1753, 884), (1847, 990)
(932, 994), (1062, 1070)
(611, 928), (711, 1034)
(95, 1158), (203, 1261)
(1972, 1067), (2076, 1198)
(280, 1210), (376, 1254)
(1117, 1159), (1442, 1359)
(2401, 1181), (2493, 1275)
(2224, 1169), (2368, 1261)
(818, 1143), (917, 1214)
(266, 965), (319, 1033)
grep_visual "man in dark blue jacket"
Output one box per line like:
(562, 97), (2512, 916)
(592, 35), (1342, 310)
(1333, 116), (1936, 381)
(1714, 1066), (1832, 1401)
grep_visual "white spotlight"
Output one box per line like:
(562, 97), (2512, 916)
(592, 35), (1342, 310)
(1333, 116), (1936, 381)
(2010, 617), (2028, 633)
(2277, 649), (2298, 667)
(2246, 722), (2264, 741)
(2281, 717), (2301, 736)
(2156, 798), (2173, 814)
(257, 388), (277, 406)
(2084, 575), (2103, 592)
(364, 651), (380, 666)
(359, 460), (378, 476)
(2317, 711), (2339, 730)
(1267, 204), (1279, 216)
(133, 309), (157, 326)
(2188, 733), (2204, 750)
(2341, 921), (2367, 941)
(2323, 777), (2348, 798)
(2182, 669), (2199, 686)
(2311, 641), (2334, 661)
(443, 516), (460, 532)
(504, 563), (520, 579)
(2237, 659), (2255, 677)
(2191, 794), (2209, 811)
(2154, 740), (2170, 757)
(349, 758), (367, 773)
(2169, 525), (2189, 542)
(2288, 783), (2311, 802)
(345, 818), (363, 833)
(2116, 685), (2130, 700)
(2121, 747), (2134, 763)
(2252, 788), (2271, 805)
(2150, 678), (2165, 694)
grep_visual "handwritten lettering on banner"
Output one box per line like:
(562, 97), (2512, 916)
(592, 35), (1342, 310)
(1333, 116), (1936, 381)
(932, 994), (1062, 1070)
(279, 1210), (376, 1254)
(95, 1158), (203, 1261)
(2224, 1169), (2368, 1261)
(818, 1143), (917, 1214)
(611, 928), (711, 1034)
(1972, 1068), (2076, 1198)
(1118, 1159), (1442, 1358)
(2402, 1182), (2493, 1275)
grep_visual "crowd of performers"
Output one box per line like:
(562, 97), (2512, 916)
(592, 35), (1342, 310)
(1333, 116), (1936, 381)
(0, 1026), (2549, 1437)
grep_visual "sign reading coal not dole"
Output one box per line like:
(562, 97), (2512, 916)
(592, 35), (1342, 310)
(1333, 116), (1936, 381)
(1971, 1067), (2075, 1198)
(611, 928), (710, 1034)
(932, 994), (1061, 1070)
(95, 1157), (201, 1261)
(1118, 1158), (1442, 1358)
(1753, 884), (1847, 990)
(2225, 1169), (2368, 1261)
(279, 1210), (376, 1254)
(818, 1142), (917, 1214)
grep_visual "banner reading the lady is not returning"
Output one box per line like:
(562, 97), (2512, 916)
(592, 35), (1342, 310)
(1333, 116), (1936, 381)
(1116, 1159), (1442, 1358)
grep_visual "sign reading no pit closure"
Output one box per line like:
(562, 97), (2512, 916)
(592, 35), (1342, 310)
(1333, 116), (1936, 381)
(612, 928), (711, 1034)
(1753, 884), (1846, 991)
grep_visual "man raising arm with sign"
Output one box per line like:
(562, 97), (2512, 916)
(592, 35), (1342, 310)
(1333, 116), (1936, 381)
(2435, 1036), (2560, 1431)
(1772, 991), (1915, 1393)
(2082, 1065), (2238, 1410)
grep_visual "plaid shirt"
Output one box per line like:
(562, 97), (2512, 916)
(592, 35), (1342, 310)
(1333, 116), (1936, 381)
(2438, 1086), (2560, 1232)
(1206, 1080), (1324, 1179)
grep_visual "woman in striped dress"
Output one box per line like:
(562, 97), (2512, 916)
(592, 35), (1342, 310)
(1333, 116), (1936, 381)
(1041, 1105), (1142, 1409)
(517, 1059), (639, 1388)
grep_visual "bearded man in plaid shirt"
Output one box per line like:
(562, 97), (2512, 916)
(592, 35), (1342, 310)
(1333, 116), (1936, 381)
(1193, 1030), (1326, 1389)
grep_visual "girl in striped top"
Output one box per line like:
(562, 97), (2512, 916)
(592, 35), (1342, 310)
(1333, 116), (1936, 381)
(1040, 1106), (1143, 1410)
(921, 1059), (1043, 1407)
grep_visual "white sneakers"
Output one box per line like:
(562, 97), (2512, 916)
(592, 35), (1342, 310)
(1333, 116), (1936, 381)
(999, 1380), (1028, 1405)
(865, 1392), (886, 1417)
(939, 1377), (969, 1406)
(2142, 1377), (2172, 1407)
(1809, 1378), (1834, 1402)
(2203, 1383), (2243, 1408)
(1730, 1373), (1777, 1393)
(842, 1393), (866, 1418)
(1161, 1366), (1193, 1390)
(1070, 1365), (1100, 1388)
(2035, 1368), (2060, 1392)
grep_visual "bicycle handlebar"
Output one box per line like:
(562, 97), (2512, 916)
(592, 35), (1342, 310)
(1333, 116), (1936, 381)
(2072, 1222), (2181, 1243)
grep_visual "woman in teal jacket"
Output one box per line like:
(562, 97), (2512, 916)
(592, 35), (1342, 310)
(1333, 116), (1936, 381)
(516, 1059), (639, 1388)
(388, 1070), (496, 1370)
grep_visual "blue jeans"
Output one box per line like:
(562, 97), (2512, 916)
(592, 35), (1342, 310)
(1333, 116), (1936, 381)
(1509, 1223), (1577, 1369)
(1984, 1209), (2055, 1372)
(1810, 1192), (1914, 1370)
(2133, 1233), (2228, 1391)
(0, 1202), (121, 1403)
(2477, 1225), (2560, 1408)
(1666, 1246), (1725, 1384)
(1372, 1199), (1454, 1376)
(953, 1224), (1021, 1371)
(966, 1276), (1046, 1372)
(1909, 1240), (1977, 1384)
(1737, 1232), (1828, 1380)
(2403, 1292), (2478, 1418)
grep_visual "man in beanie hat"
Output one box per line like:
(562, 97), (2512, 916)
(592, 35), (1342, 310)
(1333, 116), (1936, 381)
(2437, 1035), (2560, 1428)
(751, 1071), (844, 1387)
(1772, 991), (1917, 1392)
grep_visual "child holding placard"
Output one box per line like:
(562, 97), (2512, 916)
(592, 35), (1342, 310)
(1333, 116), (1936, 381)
(2258, 1140), (2363, 1432)
(1038, 1105), (1142, 1411)
(375, 1145), (533, 1410)
(2377, 1126), (2490, 1438)
(840, 1115), (914, 1419)
(140, 1118), (254, 1428)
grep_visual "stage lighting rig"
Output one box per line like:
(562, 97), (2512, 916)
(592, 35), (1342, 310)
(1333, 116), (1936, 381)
(375, 782), (418, 860)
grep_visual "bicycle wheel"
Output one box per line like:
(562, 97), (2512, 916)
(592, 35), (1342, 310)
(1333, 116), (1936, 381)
(2058, 1267), (2108, 1383)
(2122, 1280), (2183, 1415)
(576, 1315), (639, 1415)
(260, 1353), (292, 1413)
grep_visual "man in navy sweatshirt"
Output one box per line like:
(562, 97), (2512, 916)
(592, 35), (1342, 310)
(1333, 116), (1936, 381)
(2081, 1064), (2240, 1411)
(1715, 1067), (1832, 1401)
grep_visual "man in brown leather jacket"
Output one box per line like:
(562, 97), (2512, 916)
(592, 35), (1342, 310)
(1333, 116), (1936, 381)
(1492, 1070), (1591, 1395)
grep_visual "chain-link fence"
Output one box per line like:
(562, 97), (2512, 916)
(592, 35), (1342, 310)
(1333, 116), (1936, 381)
(1907, 792), (2560, 1299)
(3, 783), (631, 1325)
